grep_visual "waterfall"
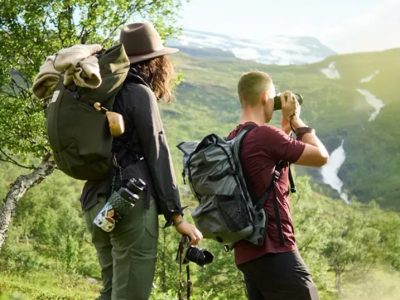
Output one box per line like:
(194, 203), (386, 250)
(356, 88), (385, 121)
(320, 140), (349, 203)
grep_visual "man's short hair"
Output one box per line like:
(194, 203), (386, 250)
(238, 71), (273, 106)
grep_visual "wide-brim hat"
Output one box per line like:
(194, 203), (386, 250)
(120, 22), (179, 64)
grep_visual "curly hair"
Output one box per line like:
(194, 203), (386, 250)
(131, 55), (174, 102)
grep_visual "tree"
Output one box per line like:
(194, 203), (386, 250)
(0, 0), (184, 252)
(321, 211), (381, 295)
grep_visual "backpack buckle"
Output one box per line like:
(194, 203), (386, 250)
(273, 169), (281, 180)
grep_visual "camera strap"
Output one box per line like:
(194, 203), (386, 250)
(177, 237), (192, 300)
(111, 154), (123, 192)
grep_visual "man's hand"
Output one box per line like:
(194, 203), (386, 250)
(281, 90), (301, 122)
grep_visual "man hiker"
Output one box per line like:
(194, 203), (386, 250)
(227, 71), (329, 300)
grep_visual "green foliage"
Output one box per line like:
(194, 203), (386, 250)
(0, 271), (100, 299)
(0, 168), (99, 275)
(153, 215), (246, 299)
(0, 0), (184, 166)
(290, 177), (400, 299)
(1, 162), (400, 299)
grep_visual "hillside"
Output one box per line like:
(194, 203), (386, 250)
(166, 48), (400, 210)
(1, 163), (400, 299)
(1, 47), (399, 299)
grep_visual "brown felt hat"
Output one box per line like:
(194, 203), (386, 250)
(120, 22), (179, 64)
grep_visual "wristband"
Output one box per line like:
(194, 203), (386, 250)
(295, 127), (315, 140)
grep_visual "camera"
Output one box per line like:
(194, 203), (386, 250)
(184, 245), (214, 267)
(177, 236), (213, 267)
(93, 177), (146, 232)
(273, 92), (303, 110)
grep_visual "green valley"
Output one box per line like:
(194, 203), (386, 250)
(168, 48), (400, 210)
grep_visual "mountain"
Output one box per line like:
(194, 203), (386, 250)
(164, 48), (400, 210)
(167, 29), (336, 65)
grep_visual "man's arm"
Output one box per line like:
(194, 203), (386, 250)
(280, 91), (329, 167)
(290, 117), (329, 167)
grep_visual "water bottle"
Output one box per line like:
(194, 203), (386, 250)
(93, 178), (146, 232)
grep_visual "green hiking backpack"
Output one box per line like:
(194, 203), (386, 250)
(178, 127), (272, 247)
(46, 44), (130, 180)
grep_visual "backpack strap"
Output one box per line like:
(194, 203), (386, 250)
(270, 161), (286, 245)
(288, 166), (296, 193)
(251, 161), (286, 246)
(112, 69), (149, 165)
(236, 125), (296, 246)
(232, 124), (258, 199)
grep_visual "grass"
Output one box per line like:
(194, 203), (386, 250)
(340, 267), (400, 300)
(1, 258), (399, 300)
(0, 271), (100, 300)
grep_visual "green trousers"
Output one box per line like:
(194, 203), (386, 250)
(85, 195), (159, 300)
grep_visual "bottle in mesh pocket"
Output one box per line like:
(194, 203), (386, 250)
(110, 191), (136, 215)
(93, 177), (146, 232)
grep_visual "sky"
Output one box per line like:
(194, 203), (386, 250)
(180, 0), (400, 54)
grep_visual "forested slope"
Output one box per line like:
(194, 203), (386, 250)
(169, 49), (400, 210)
(1, 163), (399, 299)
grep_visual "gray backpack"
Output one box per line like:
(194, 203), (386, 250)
(178, 127), (281, 247)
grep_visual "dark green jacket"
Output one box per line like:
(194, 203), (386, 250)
(80, 70), (182, 223)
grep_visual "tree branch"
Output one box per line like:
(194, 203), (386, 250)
(0, 87), (18, 99)
(0, 149), (36, 170)
(0, 155), (56, 252)
(79, 1), (99, 44)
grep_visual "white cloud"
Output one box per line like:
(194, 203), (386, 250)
(319, 0), (400, 53)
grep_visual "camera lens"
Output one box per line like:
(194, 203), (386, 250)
(184, 246), (214, 266)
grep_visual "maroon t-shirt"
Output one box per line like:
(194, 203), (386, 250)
(227, 122), (306, 265)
